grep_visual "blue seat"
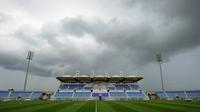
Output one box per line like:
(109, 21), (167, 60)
(130, 85), (139, 90)
(166, 91), (186, 99)
(127, 92), (145, 99)
(68, 84), (84, 90)
(84, 87), (92, 90)
(156, 92), (168, 99)
(10, 91), (31, 99)
(92, 93), (108, 97)
(186, 90), (200, 99)
(31, 91), (42, 99)
(59, 84), (69, 90)
(73, 92), (91, 98)
(0, 91), (9, 98)
(110, 92), (126, 98)
(115, 85), (130, 90)
(108, 87), (115, 90)
(55, 92), (73, 98)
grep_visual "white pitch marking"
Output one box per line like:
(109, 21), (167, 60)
(95, 101), (98, 112)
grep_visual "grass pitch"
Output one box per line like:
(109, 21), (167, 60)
(0, 100), (200, 112)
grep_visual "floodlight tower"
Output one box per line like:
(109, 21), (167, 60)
(24, 51), (34, 91)
(90, 71), (95, 77)
(120, 71), (124, 77)
(156, 53), (165, 92)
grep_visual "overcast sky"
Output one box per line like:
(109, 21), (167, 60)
(0, 0), (200, 91)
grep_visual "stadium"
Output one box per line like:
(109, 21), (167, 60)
(1, 0), (200, 112)
(1, 74), (200, 112)
(55, 74), (147, 100)
(0, 74), (146, 101)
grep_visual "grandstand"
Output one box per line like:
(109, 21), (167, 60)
(0, 91), (43, 100)
(155, 90), (200, 100)
(52, 74), (148, 100)
(1, 74), (200, 112)
(1, 74), (200, 101)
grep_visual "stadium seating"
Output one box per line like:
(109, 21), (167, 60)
(0, 91), (9, 98)
(186, 90), (200, 99)
(92, 93), (109, 97)
(166, 91), (186, 99)
(68, 84), (85, 90)
(130, 85), (139, 90)
(54, 92), (73, 99)
(84, 87), (92, 90)
(30, 91), (42, 99)
(59, 84), (69, 90)
(58, 83), (141, 92)
(107, 87), (115, 90)
(73, 92), (91, 98)
(1, 89), (200, 100)
(101, 93), (109, 97)
(115, 85), (130, 90)
(156, 91), (168, 99)
(127, 92), (146, 99)
(59, 84), (86, 90)
(110, 92), (127, 98)
(10, 91), (32, 99)
(2, 81), (199, 101)
(56, 83), (147, 100)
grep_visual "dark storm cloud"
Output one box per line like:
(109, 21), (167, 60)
(0, 0), (200, 76)
(58, 10), (200, 65)
(0, 51), (53, 76)
(0, 52), (25, 71)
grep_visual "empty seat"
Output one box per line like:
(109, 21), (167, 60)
(107, 87), (115, 90)
(59, 84), (69, 90)
(0, 91), (9, 98)
(130, 85), (139, 90)
(156, 92), (168, 99)
(31, 91), (42, 99)
(68, 84), (85, 90)
(92, 93), (108, 97)
(115, 85), (130, 90)
(127, 92), (145, 99)
(84, 87), (92, 90)
(73, 92), (91, 98)
(10, 91), (31, 99)
(186, 90), (200, 99)
(110, 92), (126, 98)
(54, 92), (73, 98)
(166, 91), (186, 99)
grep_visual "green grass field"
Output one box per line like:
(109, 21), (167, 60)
(0, 100), (200, 112)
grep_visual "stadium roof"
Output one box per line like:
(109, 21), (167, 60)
(56, 75), (143, 83)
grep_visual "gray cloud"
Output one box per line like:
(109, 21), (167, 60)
(0, 0), (200, 77)
(0, 13), (11, 24)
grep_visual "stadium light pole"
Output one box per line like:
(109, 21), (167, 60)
(156, 53), (165, 92)
(24, 51), (34, 91)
